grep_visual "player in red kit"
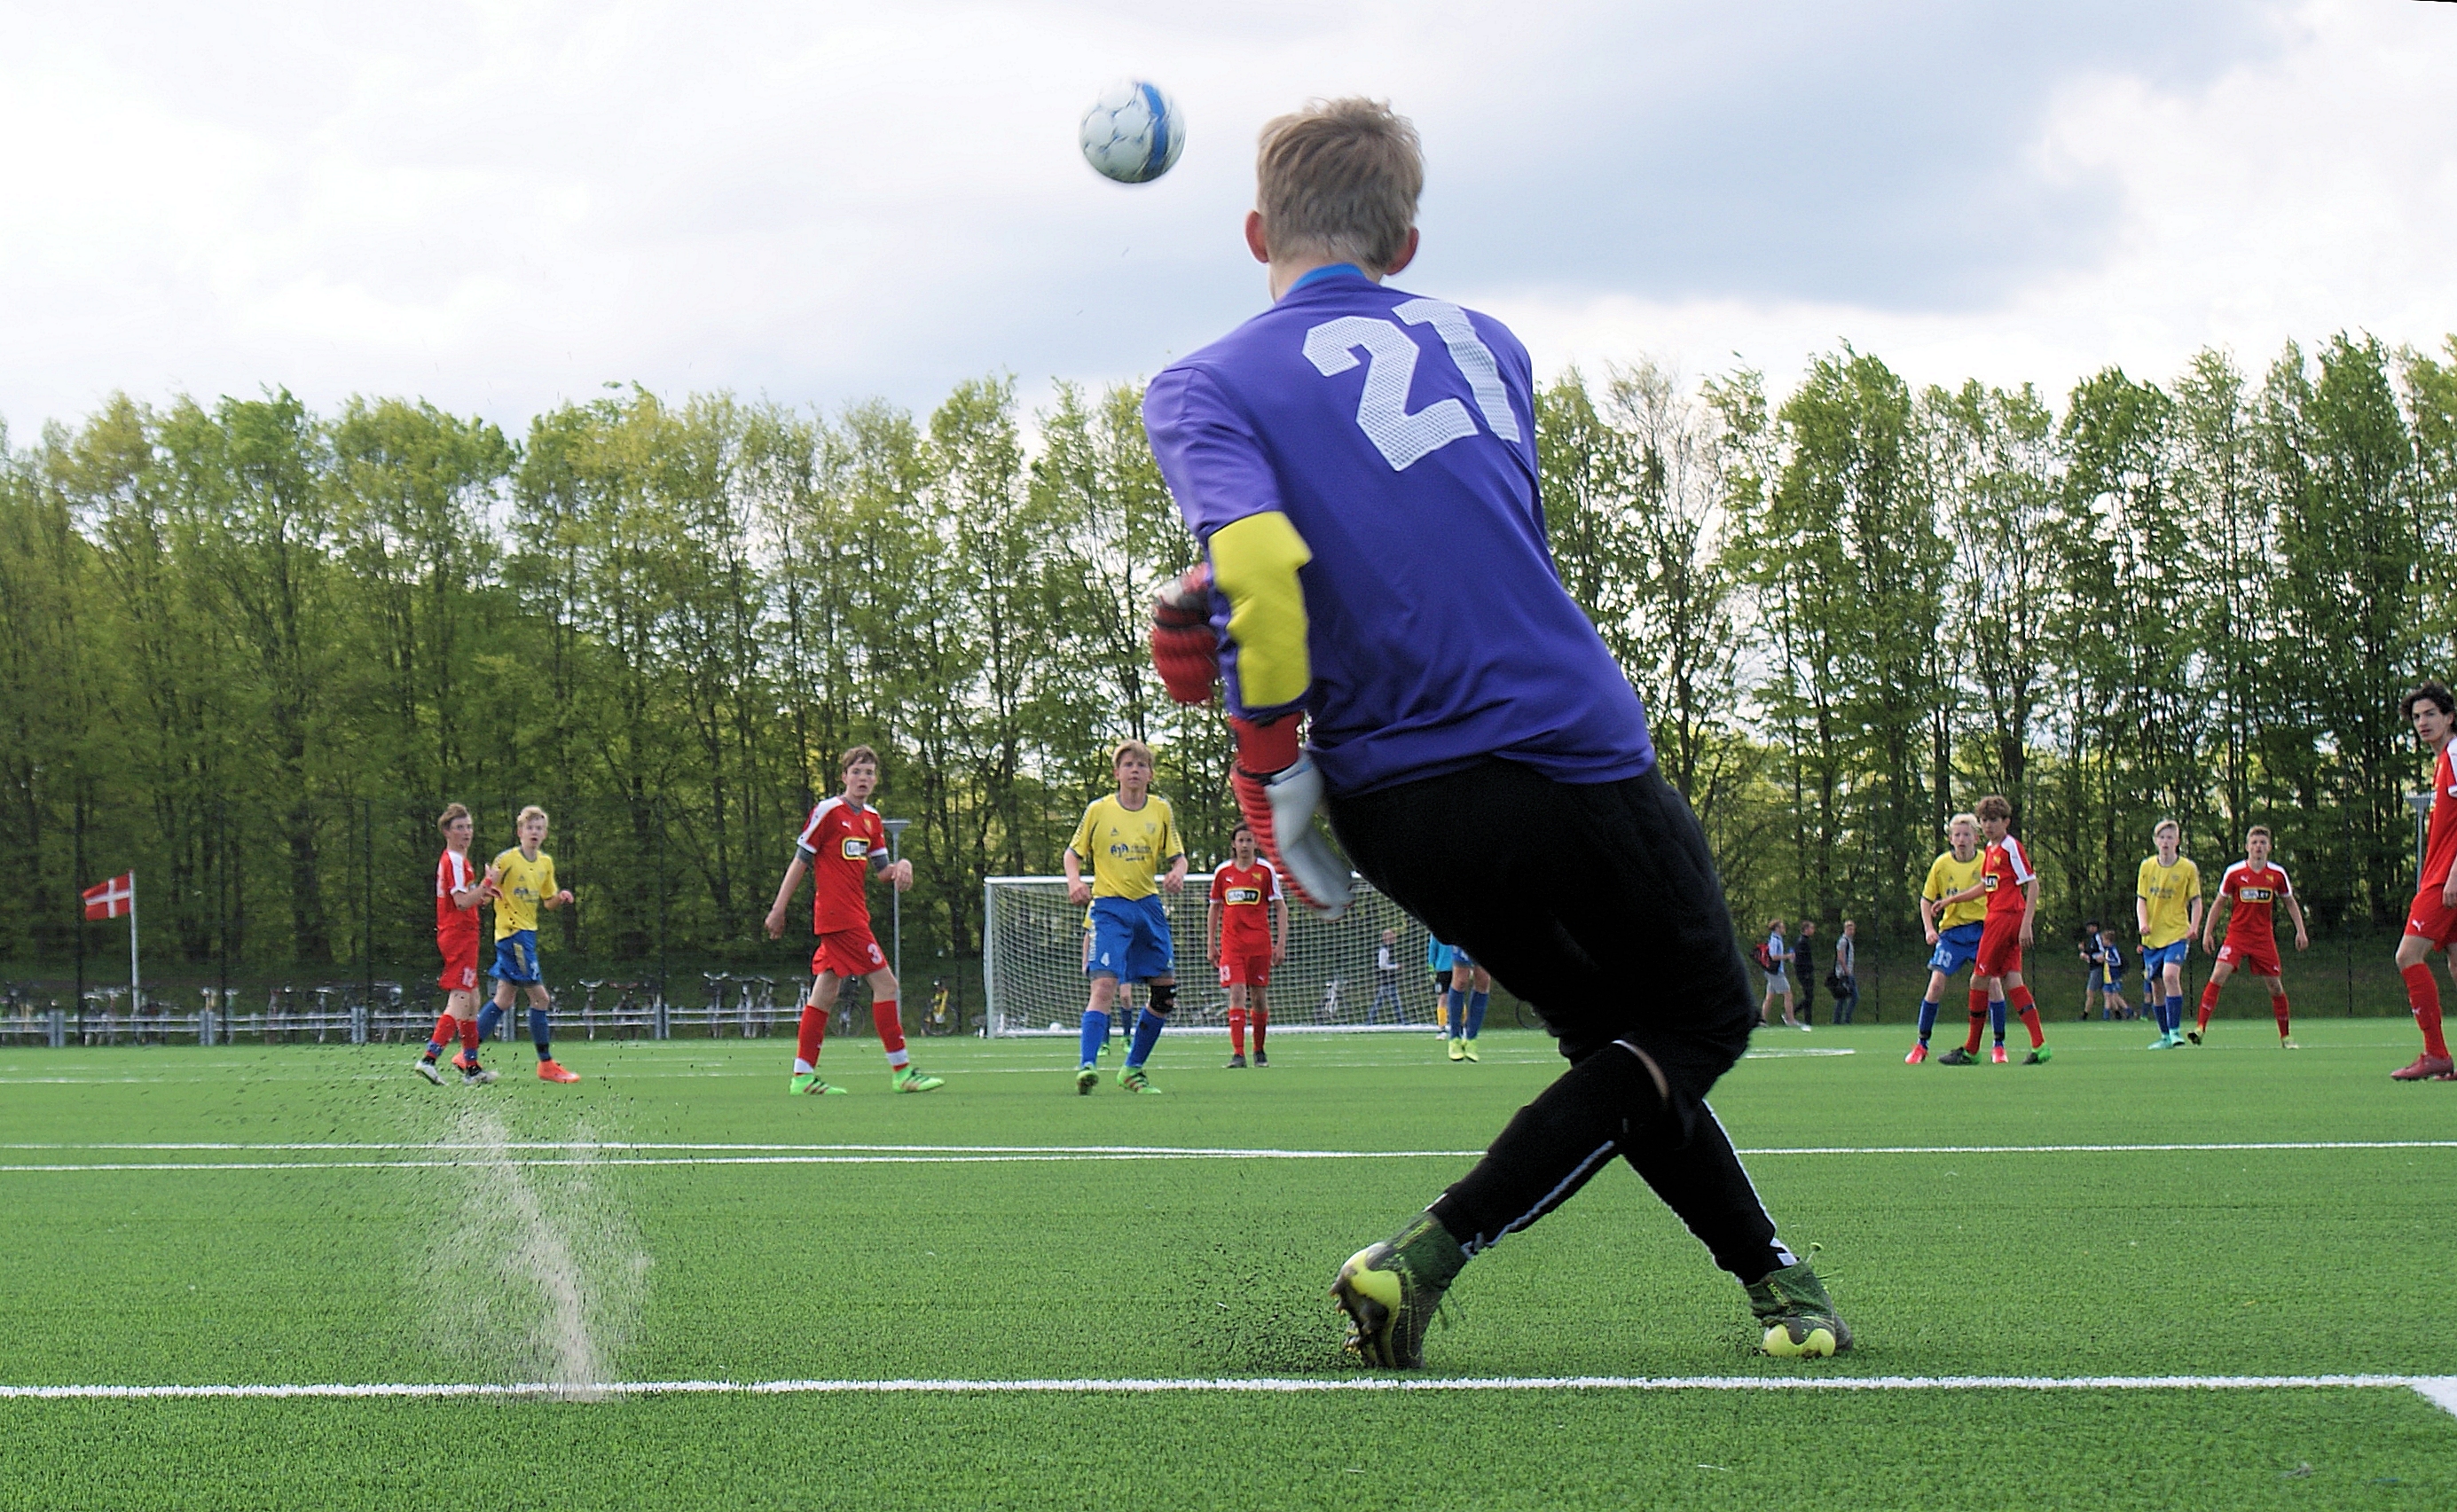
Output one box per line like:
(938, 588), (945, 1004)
(1209, 823), (1289, 1068)
(763, 746), (941, 1094)
(413, 803), (499, 1085)
(1935, 794), (2051, 1064)
(2391, 683), (2457, 1080)
(2191, 827), (2308, 1047)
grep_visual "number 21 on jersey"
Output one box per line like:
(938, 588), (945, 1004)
(1303, 298), (1520, 471)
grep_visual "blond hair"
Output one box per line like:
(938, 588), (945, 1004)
(436, 802), (470, 836)
(516, 804), (548, 828)
(1256, 98), (1422, 272)
(1947, 812), (1977, 833)
(1113, 739), (1155, 769)
(2154, 818), (2181, 839)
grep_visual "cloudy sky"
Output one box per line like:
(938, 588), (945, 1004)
(3, 0), (2453, 435)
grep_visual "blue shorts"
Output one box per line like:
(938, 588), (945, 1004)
(490, 930), (542, 984)
(1927, 922), (1984, 975)
(1087, 896), (1174, 983)
(2140, 939), (2190, 976)
(1449, 946), (1477, 968)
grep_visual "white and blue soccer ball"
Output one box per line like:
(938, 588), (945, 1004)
(1079, 80), (1185, 184)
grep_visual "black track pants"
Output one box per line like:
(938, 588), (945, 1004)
(1326, 760), (1790, 1282)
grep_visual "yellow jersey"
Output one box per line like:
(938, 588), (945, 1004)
(1067, 794), (1184, 900)
(491, 847), (560, 940)
(1922, 850), (1989, 929)
(2137, 856), (2202, 948)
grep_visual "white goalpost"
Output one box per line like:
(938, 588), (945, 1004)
(982, 874), (1441, 1036)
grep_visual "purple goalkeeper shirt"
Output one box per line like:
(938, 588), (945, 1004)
(1142, 265), (1655, 796)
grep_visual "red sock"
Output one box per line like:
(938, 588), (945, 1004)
(459, 1016), (480, 1054)
(2196, 980), (2220, 1032)
(428, 1012), (456, 1050)
(1228, 1007), (1246, 1055)
(2006, 985), (2042, 1048)
(2271, 991), (2291, 1038)
(1252, 1007), (1268, 1054)
(797, 1002), (826, 1068)
(1964, 989), (1988, 1052)
(873, 999), (908, 1068)
(2402, 962), (2449, 1059)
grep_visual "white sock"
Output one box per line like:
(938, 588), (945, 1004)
(793, 1058), (815, 1075)
(886, 1049), (911, 1069)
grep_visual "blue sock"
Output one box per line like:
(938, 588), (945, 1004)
(1916, 999), (1940, 1042)
(1078, 1007), (1110, 1067)
(2165, 995), (2183, 1034)
(1465, 991), (1489, 1039)
(528, 1007), (551, 1059)
(476, 1003), (503, 1042)
(1990, 999), (2007, 1044)
(1443, 989), (1464, 1038)
(1126, 1008), (1166, 1069)
(424, 1038), (446, 1058)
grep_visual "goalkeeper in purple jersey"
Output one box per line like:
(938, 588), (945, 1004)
(1141, 98), (1847, 1367)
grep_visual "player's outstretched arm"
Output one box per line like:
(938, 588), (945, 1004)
(764, 855), (809, 938)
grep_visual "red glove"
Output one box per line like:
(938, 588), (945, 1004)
(1149, 564), (1219, 705)
(1230, 716), (1352, 918)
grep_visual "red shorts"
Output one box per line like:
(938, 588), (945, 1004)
(2406, 887), (2457, 948)
(437, 942), (479, 995)
(1974, 914), (2026, 978)
(812, 927), (886, 980)
(1217, 951), (1272, 988)
(2216, 938), (2280, 977)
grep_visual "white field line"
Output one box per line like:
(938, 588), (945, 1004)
(3, 1375), (2453, 1419)
(4, 1139), (2455, 1173)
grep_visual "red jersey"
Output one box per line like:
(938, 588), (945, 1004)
(1211, 861), (1280, 952)
(435, 849), (482, 951)
(796, 796), (886, 934)
(2424, 745), (2457, 890)
(2218, 860), (2291, 948)
(1980, 834), (2035, 920)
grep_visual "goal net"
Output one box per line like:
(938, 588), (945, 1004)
(983, 874), (1441, 1036)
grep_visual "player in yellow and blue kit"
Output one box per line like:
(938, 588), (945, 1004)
(482, 805), (580, 1083)
(1909, 813), (2006, 1064)
(1140, 99), (1841, 1366)
(1067, 740), (1189, 1093)
(2136, 819), (2204, 1049)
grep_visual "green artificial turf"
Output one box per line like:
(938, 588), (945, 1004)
(2, 1020), (2453, 1509)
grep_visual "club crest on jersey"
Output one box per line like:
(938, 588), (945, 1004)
(840, 837), (870, 860)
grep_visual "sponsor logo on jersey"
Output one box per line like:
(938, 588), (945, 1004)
(1983, 873), (2000, 891)
(1225, 885), (1262, 905)
(2241, 886), (2273, 902)
(840, 836), (870, 860)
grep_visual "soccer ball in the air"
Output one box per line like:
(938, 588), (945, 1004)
(1079, 81), (1185, 184)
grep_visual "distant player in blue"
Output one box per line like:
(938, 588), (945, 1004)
(1442, 943), (1493, 1063)
(1141, 98), (1844, 1367)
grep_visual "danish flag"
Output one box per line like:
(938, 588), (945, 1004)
(82, 872), (134, 921)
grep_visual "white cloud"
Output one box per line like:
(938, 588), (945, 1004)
(0, 0), (2447, 437)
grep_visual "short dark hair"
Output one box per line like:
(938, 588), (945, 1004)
(2402, 683), (2454, 720)
(2084, 919), (2101, 932)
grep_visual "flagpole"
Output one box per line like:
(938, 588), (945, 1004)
(129, 869), (140, 1014)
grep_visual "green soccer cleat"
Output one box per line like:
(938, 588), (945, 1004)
(1747, 1259), (1852, 1359)
(1935, 1046), (1976, 1065)
(1331, 1214), (1465, 1370)
(790, 1072), (849, 1095)
(2147, 1031), (2175, 1050)
(1447, 1038), (1466, 1062)
(2024, 1045), (2052, 1064)
(1118, 1065), (1161, 1094)
(891, 1067), (945, 1093)
(1461, 1038), (1480, 1062)
(412, 1058), (445, 1086)
(1075, 1063), (1100, 1095)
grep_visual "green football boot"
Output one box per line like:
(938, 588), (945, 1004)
(1935, 1046), (1976, 1065)
(1747, 1259), (1851, 1359)
(1332, 1213), (1466, 1369)
(1118, 1065), (1161, 1094)
(789, 1072), (849, 1095)
(2024, 1045), (2053, 1065)
(1075, 1063), (1100, 1095)
(1447, 1037), (1466, 1062)
(891, 1066), (945, 1093)
(1461, 1038), (1480, 1062)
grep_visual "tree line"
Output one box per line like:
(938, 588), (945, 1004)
(4, 331), (2453, 987)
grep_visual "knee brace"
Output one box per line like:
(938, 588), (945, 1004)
(1147, 982), (1176, 1017)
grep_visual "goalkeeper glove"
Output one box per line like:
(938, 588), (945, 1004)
(1149, 564), (1220, 705)
(1230, 714), (1353, 919)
